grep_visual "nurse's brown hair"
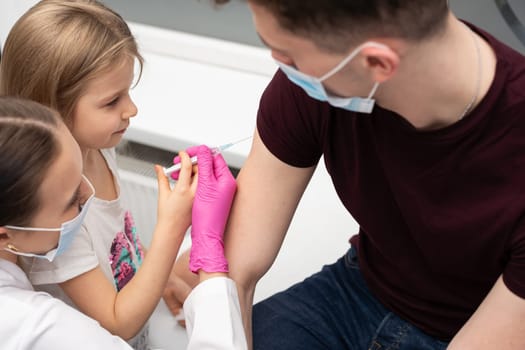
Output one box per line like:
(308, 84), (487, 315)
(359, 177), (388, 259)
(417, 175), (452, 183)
(0, 97), (61, 227)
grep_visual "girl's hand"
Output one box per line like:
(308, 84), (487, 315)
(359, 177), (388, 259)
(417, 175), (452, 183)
(154, 151), (197, 235)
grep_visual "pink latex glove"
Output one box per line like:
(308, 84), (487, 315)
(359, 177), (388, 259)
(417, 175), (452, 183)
(172, 145), (236, 273)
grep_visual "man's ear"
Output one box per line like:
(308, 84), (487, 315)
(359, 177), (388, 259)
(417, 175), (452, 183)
(361, 43), (401, 83)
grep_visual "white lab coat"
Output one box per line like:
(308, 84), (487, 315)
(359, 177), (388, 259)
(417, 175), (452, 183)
(0, 259), (247, 349)
(184, 277), (248, 350)
(0, 259), (131, 350)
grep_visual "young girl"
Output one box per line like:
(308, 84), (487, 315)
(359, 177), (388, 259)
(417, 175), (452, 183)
(1, 1), (194, 348)
(0, 96), (246, 349)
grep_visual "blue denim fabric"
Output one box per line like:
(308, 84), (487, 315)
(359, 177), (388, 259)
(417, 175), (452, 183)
(253, 247), (449, 350)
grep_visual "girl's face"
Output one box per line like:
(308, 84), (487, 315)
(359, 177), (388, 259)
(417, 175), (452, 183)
(70, 58), (137, 151)
(2, 124), (90, 255)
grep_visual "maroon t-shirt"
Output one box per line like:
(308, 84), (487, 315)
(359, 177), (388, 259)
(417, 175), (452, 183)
(256, 25), (525, 340)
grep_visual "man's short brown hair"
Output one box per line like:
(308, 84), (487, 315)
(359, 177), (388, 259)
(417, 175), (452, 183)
(213, 0), (449, 53)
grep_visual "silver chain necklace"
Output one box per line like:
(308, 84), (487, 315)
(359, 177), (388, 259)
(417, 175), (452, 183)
(459, 27), (482, 120)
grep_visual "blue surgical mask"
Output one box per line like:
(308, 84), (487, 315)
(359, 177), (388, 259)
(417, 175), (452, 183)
(4, 175), (95, 262)
(276, 41), (387, 113)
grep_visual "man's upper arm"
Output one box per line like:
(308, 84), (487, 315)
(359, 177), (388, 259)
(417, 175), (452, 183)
(448, 276), (525, 349)
(225, 129), (316, 289)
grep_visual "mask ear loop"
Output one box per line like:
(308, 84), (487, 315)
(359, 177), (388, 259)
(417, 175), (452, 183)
(367, 82), (380, 99)
(319, 42), (389, 82)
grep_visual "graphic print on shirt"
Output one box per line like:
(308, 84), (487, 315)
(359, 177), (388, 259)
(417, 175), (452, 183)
(109, 211), (145, 291)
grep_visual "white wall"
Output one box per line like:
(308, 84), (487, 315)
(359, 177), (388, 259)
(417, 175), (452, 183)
(0, 0), (38, 46)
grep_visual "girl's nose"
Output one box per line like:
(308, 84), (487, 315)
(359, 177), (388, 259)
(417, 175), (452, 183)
(123, 95), (138, 119)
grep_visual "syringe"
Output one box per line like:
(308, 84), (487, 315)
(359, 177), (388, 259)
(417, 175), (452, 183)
(163, 136), (252, 177)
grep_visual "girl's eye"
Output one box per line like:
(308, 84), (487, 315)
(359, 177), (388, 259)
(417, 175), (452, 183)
(106, 97), (119, 107)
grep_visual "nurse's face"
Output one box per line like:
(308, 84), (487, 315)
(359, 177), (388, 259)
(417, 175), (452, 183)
(2, 124), (90, 255)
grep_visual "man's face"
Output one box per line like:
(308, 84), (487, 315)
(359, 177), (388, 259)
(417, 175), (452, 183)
(248, 2), (374, 98)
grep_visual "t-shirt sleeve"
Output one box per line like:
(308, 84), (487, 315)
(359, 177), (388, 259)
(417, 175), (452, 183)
(502, 220), (525, 298)
(22, 225), (99, 285)
(257, 69), (326, 168)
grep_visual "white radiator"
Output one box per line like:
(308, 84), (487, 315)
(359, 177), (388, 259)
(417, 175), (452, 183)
(116, 140), (174, 248)
(118, 168), (159, 248)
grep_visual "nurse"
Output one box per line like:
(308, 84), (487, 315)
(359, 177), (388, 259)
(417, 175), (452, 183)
(0, 96), (246, 349)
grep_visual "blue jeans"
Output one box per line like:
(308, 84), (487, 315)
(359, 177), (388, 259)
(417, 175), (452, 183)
(253, 247), (449, 350)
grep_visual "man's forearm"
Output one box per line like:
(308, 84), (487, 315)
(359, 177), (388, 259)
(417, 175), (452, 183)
(236, 283), (256, 349)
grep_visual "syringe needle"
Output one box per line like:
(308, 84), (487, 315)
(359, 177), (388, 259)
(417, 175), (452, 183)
(214, 136), (253, 153)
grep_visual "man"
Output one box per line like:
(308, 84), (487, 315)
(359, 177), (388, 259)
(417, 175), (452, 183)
(173, 1), (525, 349)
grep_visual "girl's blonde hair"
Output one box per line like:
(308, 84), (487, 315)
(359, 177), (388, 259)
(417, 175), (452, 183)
(0, 0), (143, 124)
